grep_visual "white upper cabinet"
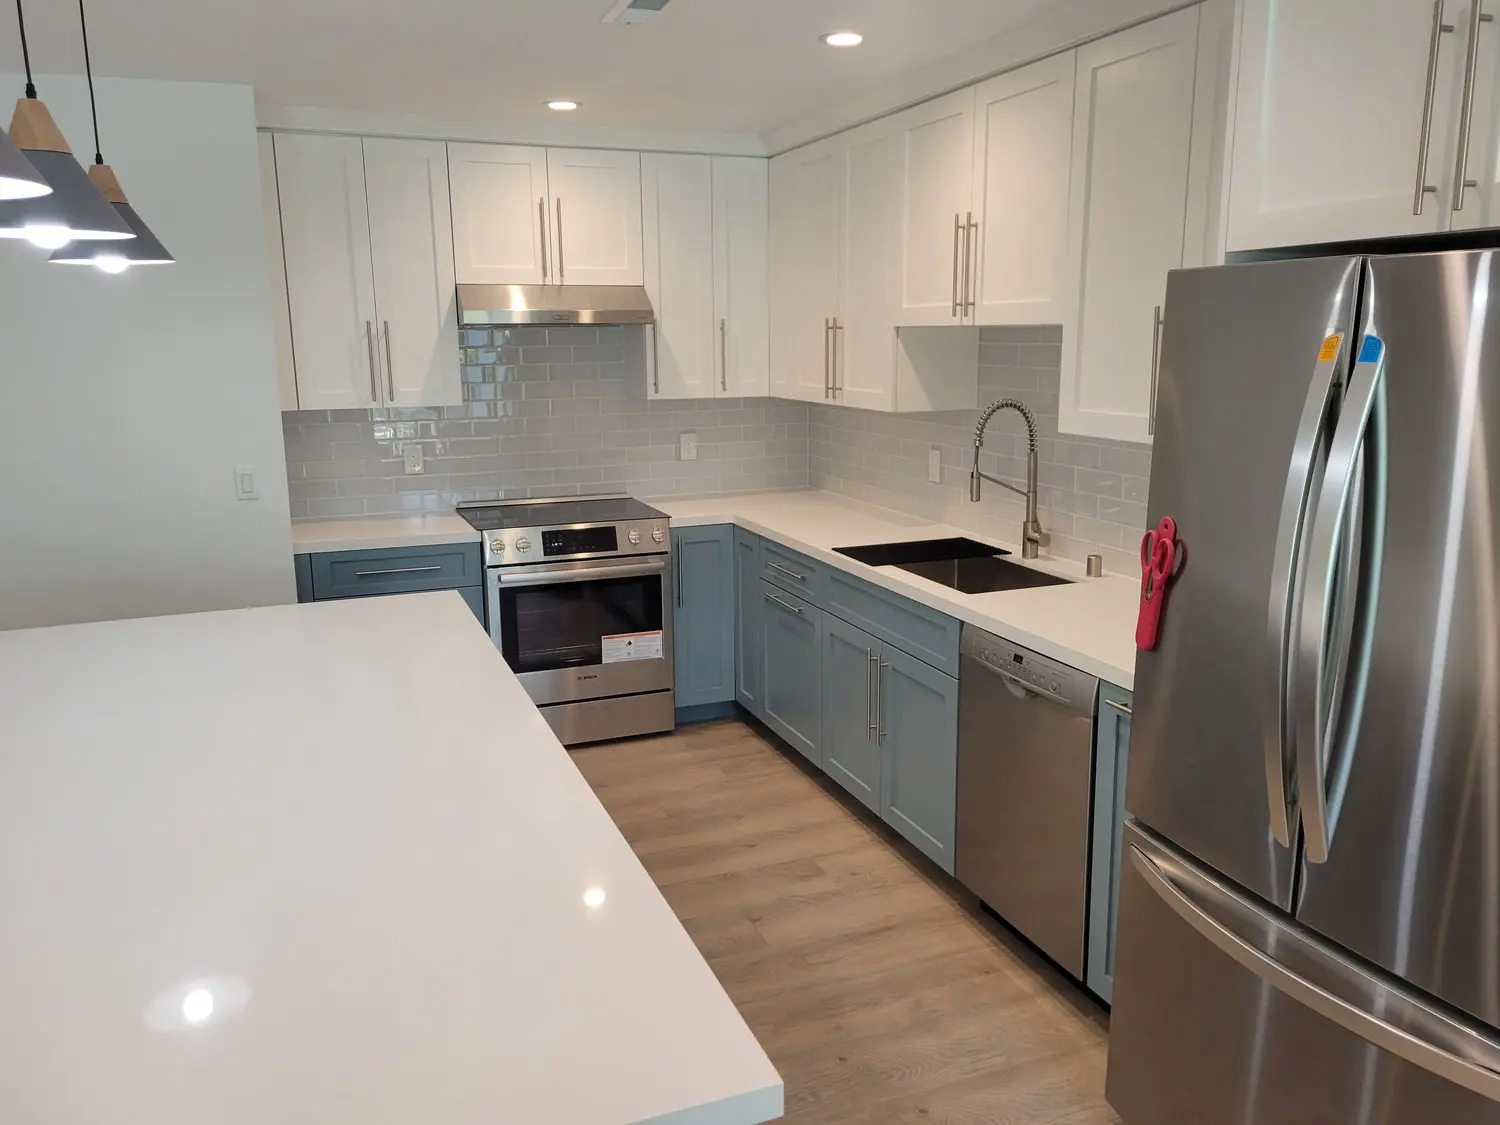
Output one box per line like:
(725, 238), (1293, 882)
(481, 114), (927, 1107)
(362, 139), (460, 409)
(970, 53), (1076, 326)
(1451, 3), (1500, 230)
(893, 91), (976, 326)
(1059, 6), (1209, 444)
(770, 138), (846, 403)
(273, 133), (460, 411)
(841, 122), (904, 408)
(1227, 0), (1465, 249)
(448, 144), (550, 285)
(545, 148), (644, 286)
(257, 133), (299, 411)
(712, 156), (770, 398)
(643, 153), (717, 400)
(274, 133), (381, 411)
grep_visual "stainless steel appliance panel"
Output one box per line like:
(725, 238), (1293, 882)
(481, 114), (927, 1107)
(956, 627), (1097, 976)
(539, 691), (676, 746)
(1108, 822), (1500, 1125)
(1293, 249), (1500, 1028)
(1130, 255), (1363, 909)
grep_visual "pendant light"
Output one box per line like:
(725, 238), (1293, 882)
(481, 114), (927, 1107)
(0, 128), (49, 200)
(49, 0), (173, 270)
(0, 0), (133, 247)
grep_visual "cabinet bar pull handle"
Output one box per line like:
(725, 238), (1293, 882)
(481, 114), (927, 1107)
(965, 214), (979, 314)
(766, 561), (807, 582)
(676, 555), (682, 607)
(951, 213), (962, 318)
(1148, 305), (1164, 436)
(1414, 2), (1455, 214)
(720, 318), (728, 392)
(555, 198), (565, 280)
(876, 660), (889, 741)
(539, 197), (550, 281)
(651, 323), (660, 394)
(867, 649), (879, 737)
(353, 565), (443, 578)
(833, 319), (843, 397)
(1103, 697), (1133, 716)
(382, 320), (395, 402)
(823, 318), (832, 399)
(764, 591), (804, 615)
(365, 321), (379, 402)
(1452, 3), (1493, 211)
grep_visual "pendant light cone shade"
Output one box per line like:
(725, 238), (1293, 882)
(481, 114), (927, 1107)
(0, 99), (133, 241)
(0, 126), (49, 199)
(49, 163), (173, 265)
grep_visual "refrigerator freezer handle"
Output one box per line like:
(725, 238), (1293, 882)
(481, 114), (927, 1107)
(1128, 837), (1500, 1103)
(1263, 334), (1346, 848)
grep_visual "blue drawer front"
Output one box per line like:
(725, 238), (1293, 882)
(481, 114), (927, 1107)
(760, 539), (825, 599)
(825, 567), (961, 676)
(309, 543), (484, 600)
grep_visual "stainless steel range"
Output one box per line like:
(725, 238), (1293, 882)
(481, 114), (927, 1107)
(457, 496), (674, 746)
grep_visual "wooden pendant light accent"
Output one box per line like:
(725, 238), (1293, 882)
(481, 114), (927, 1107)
(8, 98), (71, 154)
(86, 162), (127, 204)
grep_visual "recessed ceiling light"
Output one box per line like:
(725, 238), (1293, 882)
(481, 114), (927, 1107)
(821, 31), (864, 47)
(546, 99), (580, 112)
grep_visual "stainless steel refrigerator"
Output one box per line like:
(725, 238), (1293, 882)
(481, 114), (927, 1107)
(1108, 249), (1500, 1124)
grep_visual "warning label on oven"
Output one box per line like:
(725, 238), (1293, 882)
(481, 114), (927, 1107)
(601, 630), (664, 663)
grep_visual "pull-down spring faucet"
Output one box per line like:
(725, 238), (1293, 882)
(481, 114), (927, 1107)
(970, 398), (1049, 559)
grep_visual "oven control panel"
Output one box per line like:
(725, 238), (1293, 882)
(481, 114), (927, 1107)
(543, 526), (617, 557)
(484, 519), (669, 565)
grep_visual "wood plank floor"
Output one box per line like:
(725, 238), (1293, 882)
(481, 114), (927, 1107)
(572, 717), (1122, 1125)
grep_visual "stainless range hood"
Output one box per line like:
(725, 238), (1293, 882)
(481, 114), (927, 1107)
(456, 284), (655, 327)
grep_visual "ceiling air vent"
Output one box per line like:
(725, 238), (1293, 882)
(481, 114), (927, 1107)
(601, 0), (671, 25)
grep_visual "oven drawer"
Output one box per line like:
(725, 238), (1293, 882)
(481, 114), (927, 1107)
(761, 540), (825, 599)
(310, 543), (483, 600)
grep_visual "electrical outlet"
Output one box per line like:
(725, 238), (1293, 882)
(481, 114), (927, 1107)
(233, 465), (259, 500)
(679, 432), (698, 461)
(403, 445), (424, 474)
(928, 446), (942, 484)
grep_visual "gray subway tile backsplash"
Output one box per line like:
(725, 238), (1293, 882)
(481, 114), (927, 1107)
(282, 324), (1150, 572)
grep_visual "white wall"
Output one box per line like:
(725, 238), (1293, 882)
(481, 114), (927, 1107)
(0, 75), (295, 629)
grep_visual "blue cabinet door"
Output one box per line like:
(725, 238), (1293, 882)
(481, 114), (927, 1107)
(1087, 683), (1133, 1003)
(821, 615), (882, 813)
(734, 529), (764, 716)
(760, 580), (822, 766)
(671, 525), (737, 708)
(879, 645), (960, 874)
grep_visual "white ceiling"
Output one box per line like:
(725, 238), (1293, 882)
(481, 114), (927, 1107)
(0, 0), (1069, 139)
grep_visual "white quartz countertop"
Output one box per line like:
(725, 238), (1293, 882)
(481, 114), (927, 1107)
(0, 594), (782, 1125)
(291, 513), (480, 553)
(659, 491), (1140, 690)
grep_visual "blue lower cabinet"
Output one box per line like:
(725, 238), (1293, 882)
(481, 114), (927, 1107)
(293, 554), (314, 603)
(1087, 682), (1133, 1003)
(295, 545), (485, 628)
(879, 646), (960, 874)
(760, 579), (822, 766)
(734, 529), (765, 717)
(458, 585), (486, 625)
(821, 615), (882, 813)
(671, 525), (737, 708)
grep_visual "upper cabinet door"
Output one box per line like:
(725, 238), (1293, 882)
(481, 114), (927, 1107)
(643, 153), (717, 400)
(769, 139), (846, 402)
(1226, 0), (1460, 250)
(1059, 7), (1201, 445)
(712, 156), (770, 398)
(363, 139), (461, 408)
(274, 133), (380, 411)
(892, 90), (975, 327)
(840, 122), (903, 411)
(448, 143), (550, 285)
(257, 133), (299, 411)
(545, 148), (644, 286)
(970, 53), (1076, 326)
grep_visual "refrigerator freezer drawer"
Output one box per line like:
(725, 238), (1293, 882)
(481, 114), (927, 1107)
(1108, 823), (1500, 1125)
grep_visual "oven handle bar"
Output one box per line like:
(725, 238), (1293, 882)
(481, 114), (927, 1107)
(496, 558), (669, 588)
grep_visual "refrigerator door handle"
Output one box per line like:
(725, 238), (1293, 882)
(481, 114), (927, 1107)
(1129, 832), (1500, 1103)
(1295, 331), (1389, 864)
(1263, 332), (1347, 848)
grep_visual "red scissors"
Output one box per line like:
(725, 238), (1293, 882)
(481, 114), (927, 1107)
(1137, 516), (1179, 651)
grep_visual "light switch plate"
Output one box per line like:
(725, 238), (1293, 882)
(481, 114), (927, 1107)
(403, 445), (424, 474)
(679, 432), (698, 461)
(928, 446), (942, 484)
(234, 464), (259, 500)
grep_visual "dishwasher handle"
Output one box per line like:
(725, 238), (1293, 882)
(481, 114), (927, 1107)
(961, 626), (1098, 716)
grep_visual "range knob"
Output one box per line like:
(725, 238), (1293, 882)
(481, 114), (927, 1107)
(489, 537), (505, 554)
(515, 537), (532, 553)
(651, 526), (665, 543)
(628, 529), (642, 545)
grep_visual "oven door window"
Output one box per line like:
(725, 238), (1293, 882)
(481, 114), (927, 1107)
(498, 573), (664, 674)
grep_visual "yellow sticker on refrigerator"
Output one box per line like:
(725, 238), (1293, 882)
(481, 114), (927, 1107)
(1318, 333), (1343, 362)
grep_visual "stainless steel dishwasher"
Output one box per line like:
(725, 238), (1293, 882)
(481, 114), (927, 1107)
(956, 624), (1098, 977)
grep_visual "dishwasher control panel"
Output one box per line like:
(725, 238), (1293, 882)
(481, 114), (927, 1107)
(961, 628), (1097, 712)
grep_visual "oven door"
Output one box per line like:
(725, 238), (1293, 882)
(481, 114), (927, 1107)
(487, 556), (674, 706)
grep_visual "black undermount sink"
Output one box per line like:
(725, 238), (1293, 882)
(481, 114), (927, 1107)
(833, 537), (1010, 567)
(834, 538), (1071, 594)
